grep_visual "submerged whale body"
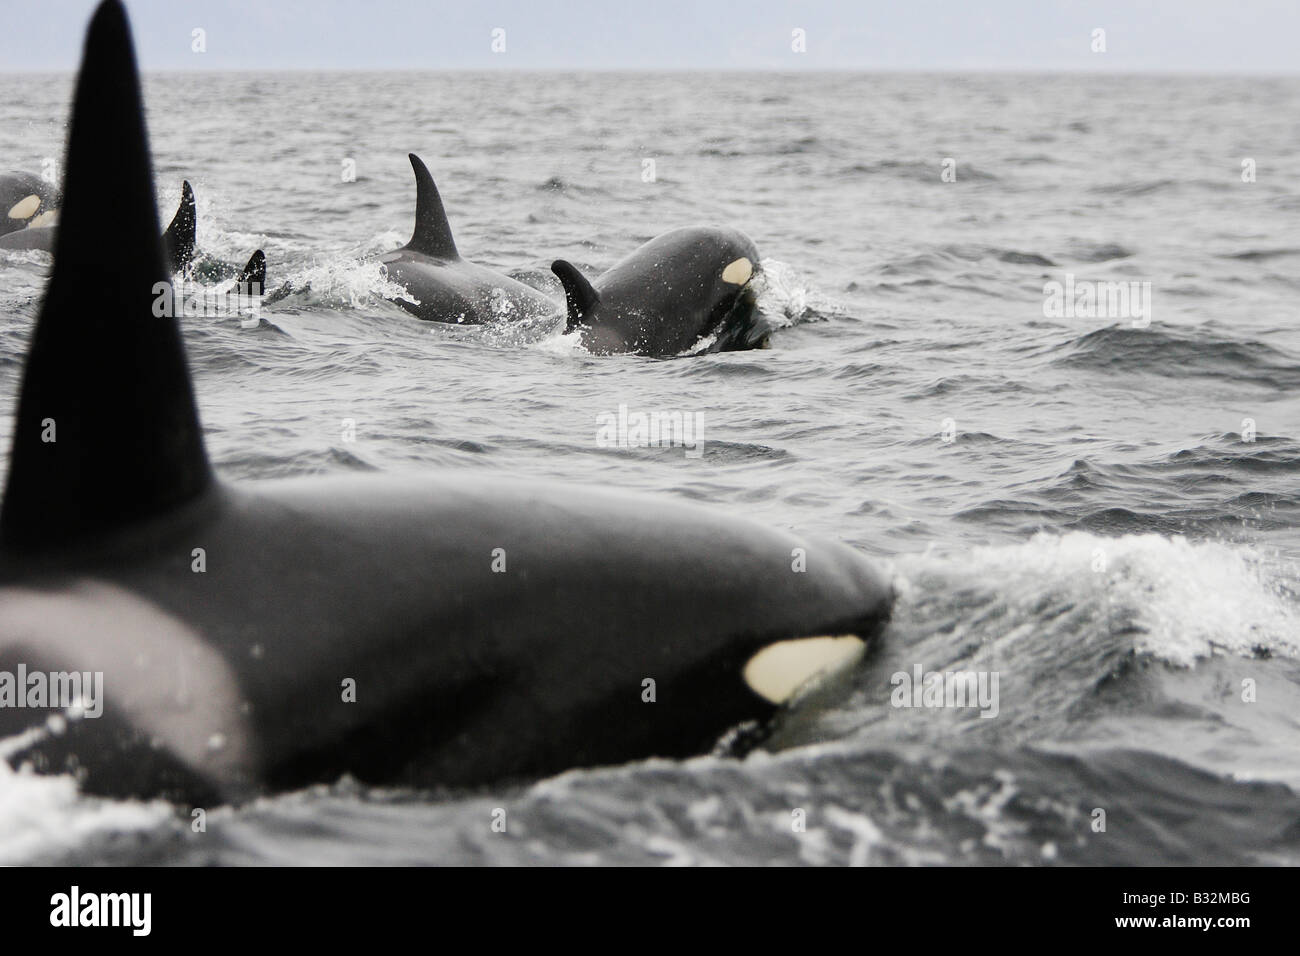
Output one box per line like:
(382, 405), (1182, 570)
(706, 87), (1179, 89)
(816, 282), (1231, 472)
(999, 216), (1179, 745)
(0, 1), (891, 804)
(0, 170), (60, 237)
(378, 154), (560, 325)
(0, 179), (197, 274)
(552, 226), (770, 356)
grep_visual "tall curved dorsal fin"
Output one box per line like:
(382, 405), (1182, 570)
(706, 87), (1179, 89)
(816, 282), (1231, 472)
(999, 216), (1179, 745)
(161, 179), (196, 273)
(238, 249), (266, 290)
(551, 259), (600, 332)
(0, 0), (212, 552)
(403, 153), (458, 259)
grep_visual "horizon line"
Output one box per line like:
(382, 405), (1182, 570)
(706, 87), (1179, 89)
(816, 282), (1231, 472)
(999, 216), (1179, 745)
(3, 65), (1299, 77)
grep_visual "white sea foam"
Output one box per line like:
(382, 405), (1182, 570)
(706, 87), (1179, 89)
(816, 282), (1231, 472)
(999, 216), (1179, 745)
(756, 258), (843, 326)
(0, 743), (171, 865)
(895, 532), (1300, 667)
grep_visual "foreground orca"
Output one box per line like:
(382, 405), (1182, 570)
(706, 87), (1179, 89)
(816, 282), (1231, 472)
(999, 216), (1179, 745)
(378, 154), (561, 324)
(0, 179), (197, 274)
(0, 170), (60, 237)
(0, 1), (891, 805)
(551, 227), (769, 356)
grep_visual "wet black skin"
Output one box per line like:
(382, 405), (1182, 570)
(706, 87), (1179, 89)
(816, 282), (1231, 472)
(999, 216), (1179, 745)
(378, 153), (560, 325)
(553, 226), (768, 357)
(0, 1), (891, 804)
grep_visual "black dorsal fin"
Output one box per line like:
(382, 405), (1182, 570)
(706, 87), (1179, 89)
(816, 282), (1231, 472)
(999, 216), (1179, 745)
(551, 260), (600, 332)
(161, 179), (196, 273)
(0, 0), (212, 552)
(238, 249), (266, 290)
(403, 153), (458, 259)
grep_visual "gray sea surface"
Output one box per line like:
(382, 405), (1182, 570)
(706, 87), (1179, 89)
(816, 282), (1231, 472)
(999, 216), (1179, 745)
(1, 71), (1298, 864)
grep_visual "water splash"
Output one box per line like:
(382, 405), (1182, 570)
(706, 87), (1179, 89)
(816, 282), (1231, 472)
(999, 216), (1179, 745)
(0, 731), (172, 865)
(895, 531), (1300, 667)
(757, 258), (841, 326)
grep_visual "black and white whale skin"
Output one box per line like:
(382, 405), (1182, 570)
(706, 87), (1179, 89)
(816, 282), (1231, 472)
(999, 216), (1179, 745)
(378, 154), (561, 324)
(0, 179), (197, 274)
(0, 170), (60, 237)
(551, 227), (769, 356)
(0, 2), (891, 805)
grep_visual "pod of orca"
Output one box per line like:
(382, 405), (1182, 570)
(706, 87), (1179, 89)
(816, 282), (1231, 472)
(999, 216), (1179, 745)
(376, 153), (772, 354)
(2, 171), (265, 293)
(0, 0), (891, 805)
(1, 176), (199, 273)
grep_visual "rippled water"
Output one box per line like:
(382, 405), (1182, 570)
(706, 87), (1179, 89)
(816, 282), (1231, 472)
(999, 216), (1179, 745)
(1, 71), (1299, 865)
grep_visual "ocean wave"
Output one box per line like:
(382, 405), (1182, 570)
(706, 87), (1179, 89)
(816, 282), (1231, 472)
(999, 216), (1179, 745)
(838, 160), (1000, 182)
(16, 743), (1297, 865)
(1070, 242), (1134, 263)
(955, 439), (1300, 540)
(1048, 324), (1300, 388)
(1219, 248), (1300, 262)
(1087, 178), (1181, 197)
(894, 531), (1299, 669)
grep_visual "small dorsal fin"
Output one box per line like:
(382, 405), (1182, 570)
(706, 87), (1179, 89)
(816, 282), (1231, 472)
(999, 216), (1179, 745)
(551, 260), (600, 332)
(403, 153), (458, 259)
(238, 249), (266, 290)
(0, 0), (212, 552)
(161, 179), (196, 273)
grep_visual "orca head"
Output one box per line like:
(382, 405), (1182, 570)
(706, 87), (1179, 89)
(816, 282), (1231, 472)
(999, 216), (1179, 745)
(664, 225), (766, 353)
(700, 225), (762, 305)
(709, 247), (770, 352)
(552, 226), (768, 355)
(1, 171), (61, 237)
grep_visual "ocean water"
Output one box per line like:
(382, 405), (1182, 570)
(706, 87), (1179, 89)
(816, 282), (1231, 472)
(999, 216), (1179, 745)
(1, 71), (1298, 865)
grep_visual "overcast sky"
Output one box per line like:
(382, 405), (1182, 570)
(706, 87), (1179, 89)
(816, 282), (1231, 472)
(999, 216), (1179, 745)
(2, 0), (1297, 72)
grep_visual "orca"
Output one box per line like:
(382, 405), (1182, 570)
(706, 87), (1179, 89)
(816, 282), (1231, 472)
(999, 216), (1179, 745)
(0, 170), (60, 237)
(236, 248), (266, 291)
(161, 179), (197, 273)
(551, 226), (770, 356)
(378, 154), (561, 324)
(0, 1), (892, 805)
(0, 179), (196, 274)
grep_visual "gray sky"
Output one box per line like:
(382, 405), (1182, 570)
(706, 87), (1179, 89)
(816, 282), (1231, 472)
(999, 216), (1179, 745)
(2, 0), (1297, 72)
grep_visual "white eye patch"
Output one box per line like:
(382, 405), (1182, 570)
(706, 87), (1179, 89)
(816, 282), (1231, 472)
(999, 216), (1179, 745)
(7, 194), (41, 220)
(721, 257), (752, 285)
(27, 210), (57, 228)
(742, 634), (865, 704)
